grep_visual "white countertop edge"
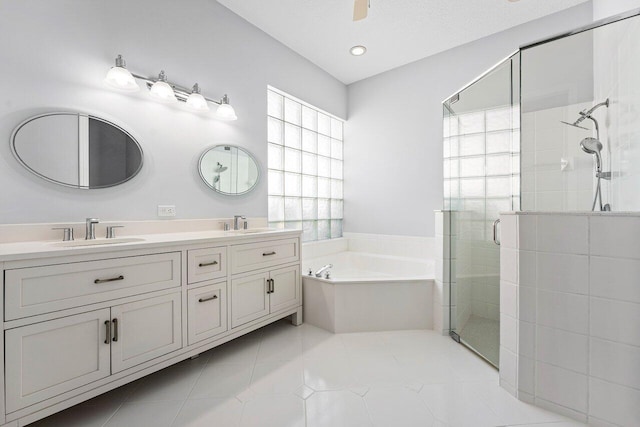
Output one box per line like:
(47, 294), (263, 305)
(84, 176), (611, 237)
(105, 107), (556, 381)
(0, 229), (302, 263)
(499, 211), (640, 217)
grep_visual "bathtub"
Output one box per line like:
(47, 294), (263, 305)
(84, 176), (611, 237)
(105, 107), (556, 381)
(302, 251), (434, 333)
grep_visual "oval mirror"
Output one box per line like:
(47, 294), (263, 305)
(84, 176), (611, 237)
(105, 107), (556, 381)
(199, 145), (259, 195)
(11, 112), (143, 189)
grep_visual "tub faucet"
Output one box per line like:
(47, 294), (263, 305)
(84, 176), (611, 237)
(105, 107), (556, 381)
(85, 218), (99, 240)
(315, 264), (333, 278)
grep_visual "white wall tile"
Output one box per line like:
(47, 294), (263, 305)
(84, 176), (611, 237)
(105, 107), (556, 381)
(589, 378), (640, 427)
(500, 347), (518, 389)
(591, 256), (640, 304)
(591, 216), (640, 259)
(518, 215), (537, 251)
(534, 397), (588, 423)
(518, 356), (535, 396)
(590, 337), (640, 390)
(519, 321), (535, 359)
(518, 250), (537, 287)
(590, 297), (640, 347)
(500, 248), (518, 284)
(501, 214), (517, 249)
(519, 286), (537, 323)
(536, 215), (588, 255)
(500, 314), (518, 353)
(536, 326), (588, 374)
(537, 290), (588, 335)
(536, 253), (588, 295)
(536, 362), (588, 414)
(500, 281), (517, 318)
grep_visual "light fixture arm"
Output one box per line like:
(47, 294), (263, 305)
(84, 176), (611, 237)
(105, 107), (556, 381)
(131, 73), (225, 106)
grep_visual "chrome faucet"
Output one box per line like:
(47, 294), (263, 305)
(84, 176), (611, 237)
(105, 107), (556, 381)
(85, 218), (99, 240)
(315, 264), (333, 278)
(233, 215), (246, 231)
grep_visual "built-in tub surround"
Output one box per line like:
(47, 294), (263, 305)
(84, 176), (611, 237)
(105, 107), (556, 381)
(499, 211), (640, 426)
(302, 234), (435, 333)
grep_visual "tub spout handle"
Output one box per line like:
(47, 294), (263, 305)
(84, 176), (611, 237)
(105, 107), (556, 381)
(307, 268), (313, 276)
(315, 264), (333, 278)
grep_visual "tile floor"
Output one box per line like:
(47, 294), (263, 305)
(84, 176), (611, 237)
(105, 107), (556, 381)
(31, 320), (587, 427)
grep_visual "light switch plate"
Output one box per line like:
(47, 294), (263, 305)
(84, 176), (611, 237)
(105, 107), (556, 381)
(158, 205), (176, 217)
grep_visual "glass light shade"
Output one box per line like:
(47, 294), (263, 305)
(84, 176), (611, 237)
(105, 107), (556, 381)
(216, 103), (238, 121)
(186, 92), (210, 112)
(149, 80), (177, 103)
(104, 66), (139, 92)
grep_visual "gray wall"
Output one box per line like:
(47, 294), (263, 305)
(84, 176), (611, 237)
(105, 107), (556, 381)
(0, 0), (346, 224)
(345, 3), (594, 237)
(593, 0), (640, 20)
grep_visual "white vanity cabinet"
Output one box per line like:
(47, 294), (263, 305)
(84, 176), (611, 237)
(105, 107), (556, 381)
(231, 265), (301, 328)
(0, 229), (302, 426)
(230, 239), (301, 329)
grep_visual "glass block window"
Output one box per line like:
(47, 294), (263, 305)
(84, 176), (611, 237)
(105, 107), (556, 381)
(267, 87), (344, 242)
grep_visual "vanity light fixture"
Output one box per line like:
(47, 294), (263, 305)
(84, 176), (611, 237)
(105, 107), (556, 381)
(350, 45), (367, 56)
(104, 55), (139, 92)
(104, 54), (238, 120)
(149, 71), (178, 103)
(185, 83), (210, 112)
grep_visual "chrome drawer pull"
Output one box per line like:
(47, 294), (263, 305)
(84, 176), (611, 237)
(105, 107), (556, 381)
(198, 294), (219, 303)
(263, 251), (276, 256)
(112, 318), (118, 342)
(198, 260), (219, 267)
(104, 320), (111, 344)
(94, 275), (124, 284)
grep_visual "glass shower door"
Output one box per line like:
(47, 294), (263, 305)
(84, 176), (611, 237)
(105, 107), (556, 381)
(443, 54), (520, 368)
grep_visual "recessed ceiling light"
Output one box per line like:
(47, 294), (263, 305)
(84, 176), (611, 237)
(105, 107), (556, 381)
(350, 45), (367, 56)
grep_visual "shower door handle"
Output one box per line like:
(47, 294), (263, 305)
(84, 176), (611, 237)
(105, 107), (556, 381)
(493, 219), (501, 246)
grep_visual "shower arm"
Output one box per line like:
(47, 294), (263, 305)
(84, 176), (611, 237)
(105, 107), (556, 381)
(586, 115), (600, 141)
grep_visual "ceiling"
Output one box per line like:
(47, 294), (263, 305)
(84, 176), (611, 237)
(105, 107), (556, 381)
(217, 0), (590, 85)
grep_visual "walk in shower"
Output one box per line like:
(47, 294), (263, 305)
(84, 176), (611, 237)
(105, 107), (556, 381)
(443, 10), (640, 367)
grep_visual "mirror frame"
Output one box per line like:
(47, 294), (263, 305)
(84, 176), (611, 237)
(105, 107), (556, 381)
(11, 112), (144, 189)
(198, 144), (260, 196)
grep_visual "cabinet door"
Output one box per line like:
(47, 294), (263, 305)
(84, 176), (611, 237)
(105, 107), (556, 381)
(111, 293), (182, 374)
(231, 272), (270, 328)
(269, 265), (301, 313)
(187, 282), (227, 345)
(5, 309), (111, 413)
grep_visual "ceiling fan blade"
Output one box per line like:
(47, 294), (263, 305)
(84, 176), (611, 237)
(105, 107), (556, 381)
(353, 0), (368, 21)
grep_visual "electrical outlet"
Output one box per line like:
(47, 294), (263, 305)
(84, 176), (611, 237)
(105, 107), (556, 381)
(158, 205), (176, 217)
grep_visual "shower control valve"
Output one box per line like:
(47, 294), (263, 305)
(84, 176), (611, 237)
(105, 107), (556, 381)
(307, 268), (313, 276)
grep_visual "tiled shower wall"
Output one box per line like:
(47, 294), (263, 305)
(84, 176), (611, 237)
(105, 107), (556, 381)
(594, 16), (640, 211)
(520, 102), (595, 211)
(499, 212), (640, 426)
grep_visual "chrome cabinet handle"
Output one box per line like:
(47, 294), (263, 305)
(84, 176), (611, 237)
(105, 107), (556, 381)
(263, 251), (276, 257)
(493, 219), (501, 246)
(198, 260), (219, 267)
(94, 275), (124, 284)
(104, 320), (111, 344)
(198, 294), (219, 303)
(112, 318), (118, 342)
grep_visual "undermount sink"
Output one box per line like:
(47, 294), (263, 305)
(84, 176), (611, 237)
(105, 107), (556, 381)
(50, 237), (146, 247)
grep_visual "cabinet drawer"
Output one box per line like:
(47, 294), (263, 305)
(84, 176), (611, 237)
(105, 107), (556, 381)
(187, 282), (227, 345)
(230, 238), (299, 274)
(5, 252), (181, 320)
(187, 247), (226, 284)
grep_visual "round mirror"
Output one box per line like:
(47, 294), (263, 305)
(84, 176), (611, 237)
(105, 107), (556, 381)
(12, 112), (143, 189)
(199, 145), (259, 195)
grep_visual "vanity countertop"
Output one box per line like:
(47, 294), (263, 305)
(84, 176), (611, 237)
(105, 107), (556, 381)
(0, 229), (302, 263)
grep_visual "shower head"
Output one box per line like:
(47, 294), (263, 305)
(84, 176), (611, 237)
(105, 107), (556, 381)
(580, 137), (603, 171)
(560, 120), (590, 130)
(214, 162), (228, 173)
